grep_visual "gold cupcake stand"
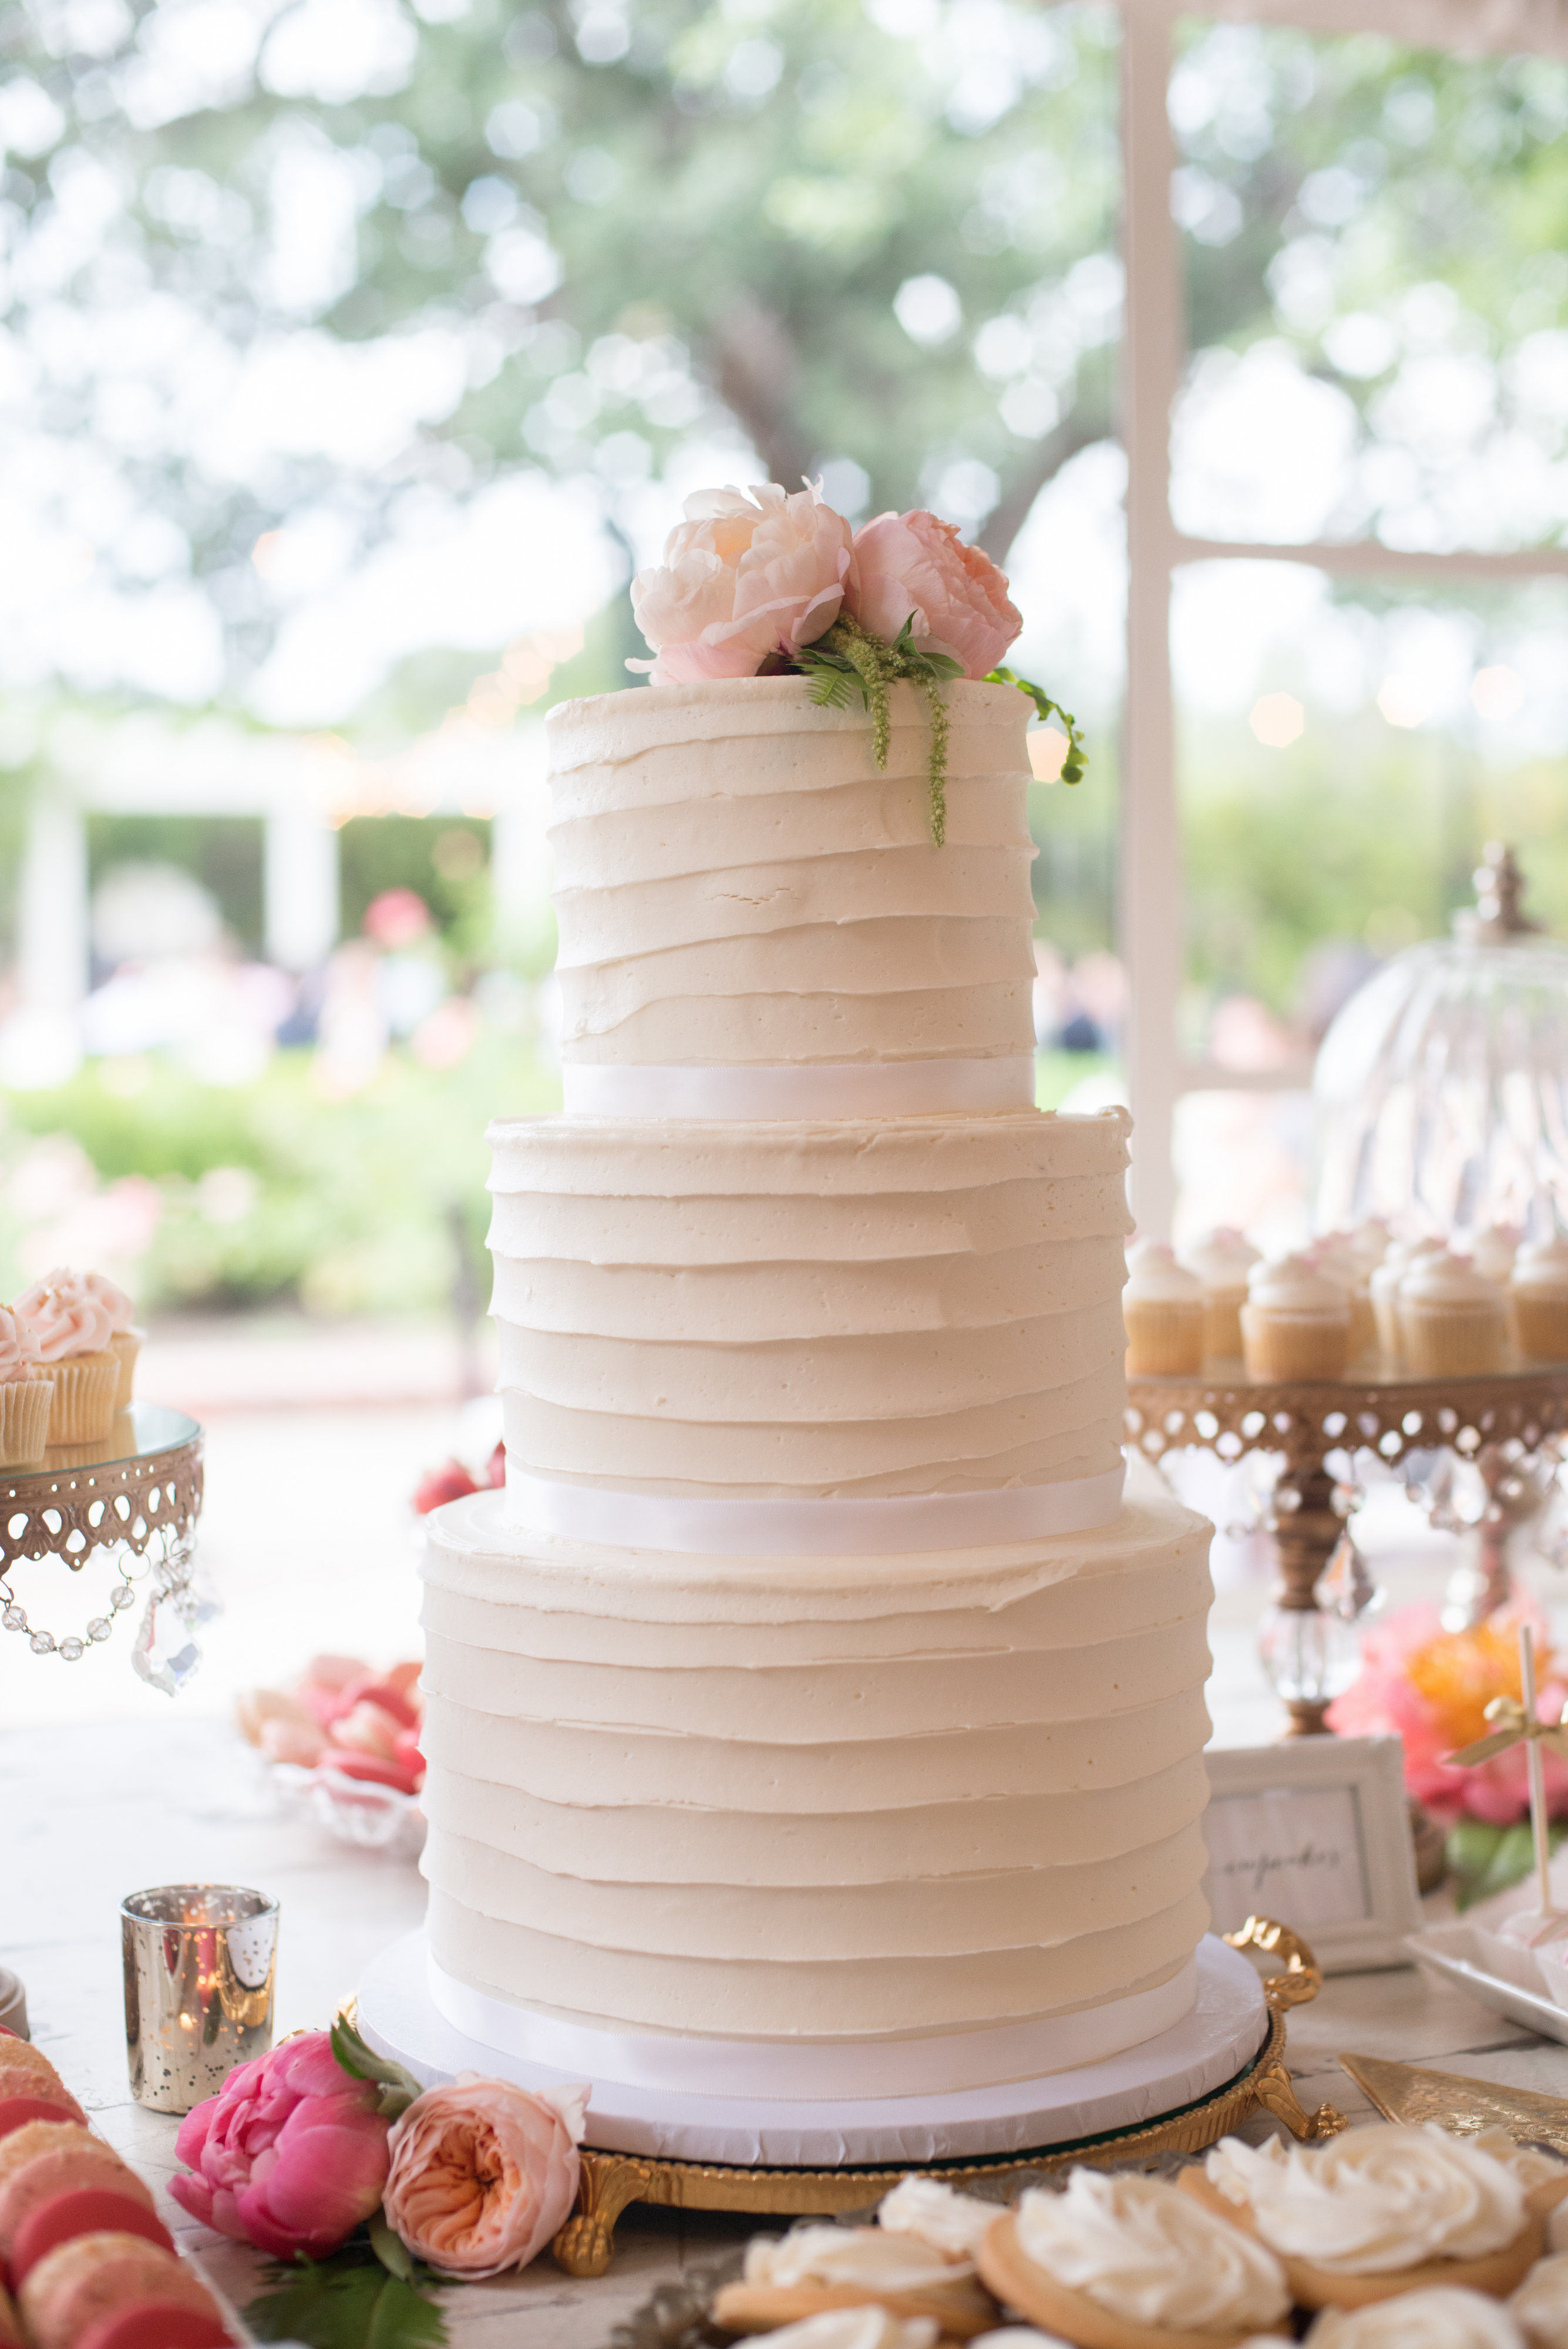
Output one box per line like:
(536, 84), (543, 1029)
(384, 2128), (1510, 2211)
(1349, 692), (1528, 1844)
(1126, 1362), (1568, 1734)
(549, 1919), (1343, 2277)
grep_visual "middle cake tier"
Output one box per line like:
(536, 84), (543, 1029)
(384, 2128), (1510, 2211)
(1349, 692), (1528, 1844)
(490, 1103), (1132, 1503)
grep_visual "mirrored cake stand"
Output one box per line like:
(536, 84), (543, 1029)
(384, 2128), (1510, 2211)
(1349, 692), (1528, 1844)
(356, 1915), (1340, 2275)
(0, 1404), (208, 1690)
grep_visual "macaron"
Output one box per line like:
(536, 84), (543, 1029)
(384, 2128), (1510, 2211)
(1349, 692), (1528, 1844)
(20, 2232), (226, 2349)
(75, 2313), (233, 2349)
(0, 2135), (151, 2269)
(11, 2191), (174, 2288)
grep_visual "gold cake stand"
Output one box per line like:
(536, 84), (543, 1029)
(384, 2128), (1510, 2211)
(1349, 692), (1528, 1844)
(549, 1918), (1343, 2277)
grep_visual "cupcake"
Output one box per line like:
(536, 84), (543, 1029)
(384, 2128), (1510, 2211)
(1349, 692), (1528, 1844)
(1370, 1239), (1445, 1365)
(1349, 1220), (1392, 1277)
(1314, 1237), (1378, 1366)
(1307, 2288), (1526, 2348)
(1122, 1244), (1206, 1377)
(1190, 2124), (1548, 2308)
(1512, 2249), (1568, 2346)
(977, 2170), (1289, 2349)
(1510, 1240), (1568, 1364)
(83, 1276), (141, 1412)
(1470, 1226), (1523, 1287)
(18, 2232), (228, 2349)
(1399, 1254), (1508, 1377)
(1240, 1254), (1350, 1382)
(0, 1311), (51, 1470)
(714, 2222), (998, 2338)
(1177, 1230), (1260, 1361)
(11, 1274), (117, 1446)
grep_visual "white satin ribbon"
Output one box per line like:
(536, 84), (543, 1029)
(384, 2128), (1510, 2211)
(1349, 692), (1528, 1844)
(426, 1951), (1197, 2101)
(506, 1462), (1124, 1555)
(561, 1056), (1037, 1121)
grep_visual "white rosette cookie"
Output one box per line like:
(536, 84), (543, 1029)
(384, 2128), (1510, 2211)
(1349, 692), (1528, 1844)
(714, 2223), (999, 2338)
(732, 2314), (946, 2349)
(1304, 2287), (1526, 2348)
(1185, 2126), (1551, 2310)
(1510, 2248), (1568, 2347)
(975, 2170), (1289, 2349)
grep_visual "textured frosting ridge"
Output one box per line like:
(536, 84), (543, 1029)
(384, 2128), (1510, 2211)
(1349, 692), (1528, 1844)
(546, 677), (1037, 1069)
(420, 1484), (1214, 2047)
(489, 1108), (1132, 1502)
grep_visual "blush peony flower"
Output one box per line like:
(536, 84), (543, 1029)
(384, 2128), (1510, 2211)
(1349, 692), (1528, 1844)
(847, 509), (1021, 678)
(1327, 1603), (1568, 1826)
(383, 2076), (588, 2278)
(169, 2031), (391, 2259)
(631, 484), (856, 686)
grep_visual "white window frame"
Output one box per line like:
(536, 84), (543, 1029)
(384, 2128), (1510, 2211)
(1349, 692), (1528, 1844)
(1116, 0), (1568, 1236)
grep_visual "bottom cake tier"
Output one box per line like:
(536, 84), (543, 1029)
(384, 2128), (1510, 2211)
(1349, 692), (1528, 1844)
(418, 1476), (1214, 2083)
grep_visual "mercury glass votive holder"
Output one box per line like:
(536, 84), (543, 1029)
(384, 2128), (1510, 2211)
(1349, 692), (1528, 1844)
(121, 1883), (278, 2113)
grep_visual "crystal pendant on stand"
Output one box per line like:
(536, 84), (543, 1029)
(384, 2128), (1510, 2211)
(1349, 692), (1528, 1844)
(130, 1538), (219, 1697)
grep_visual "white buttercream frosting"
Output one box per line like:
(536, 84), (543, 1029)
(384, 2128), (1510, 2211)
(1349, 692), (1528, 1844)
(1402, 1253), (1505, 1309)
(1512, 2250), (1568, 2346)
(1180, 1229), (1261, 1295)
(1125, 1241), (1204, 1305)
(745, 2226), (968, 2293)
(1308, 2290), (1525, 2349)
(1246, 1253), (1350, 1320)
(1012, 2172), (1288, 2331)
(1470, 1226), (1523, 1284)
(1469, 2128), (1568, 2195)
(756, 2313), (939, 2349)
(1205, 2125), (1526, 2273)
(1513, 1241), (1568, 1298)
(878, 2178), (1000, 2259)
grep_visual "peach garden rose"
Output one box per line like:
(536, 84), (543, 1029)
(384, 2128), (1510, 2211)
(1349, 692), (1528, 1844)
(847, 507), (1021, 679)
(382, 2075), (588, 2277)
(630, 483), (856, 684)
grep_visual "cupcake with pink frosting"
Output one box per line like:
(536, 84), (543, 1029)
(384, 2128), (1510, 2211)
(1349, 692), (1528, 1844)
(0, 1310), (51, 1469)
(11, 1273), (117, 1446)
(83, 1274), (142, 1411)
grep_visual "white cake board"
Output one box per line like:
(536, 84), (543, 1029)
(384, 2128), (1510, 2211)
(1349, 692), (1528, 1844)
(356, 1931), (1268, 2166)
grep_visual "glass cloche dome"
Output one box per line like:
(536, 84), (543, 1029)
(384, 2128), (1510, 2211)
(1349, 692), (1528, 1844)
(1315, 844), (1568, 1241)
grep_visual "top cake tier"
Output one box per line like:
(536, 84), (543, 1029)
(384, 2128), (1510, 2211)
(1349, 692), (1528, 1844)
(547, 676), (1037, 1072)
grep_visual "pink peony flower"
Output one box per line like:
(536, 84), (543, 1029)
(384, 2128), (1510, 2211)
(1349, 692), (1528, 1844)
(1327, 1601), (1568, 1826)
(847, 509), (1021, 678)
(169, 2031), (391, 2259)
(12, 1270), (113, 1362)
(382, 2076), (588, 2278)
(631, 484), (856, 686)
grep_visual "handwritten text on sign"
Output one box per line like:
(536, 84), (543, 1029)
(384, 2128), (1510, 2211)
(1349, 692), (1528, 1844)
(1202, 1785), (1371, 1936)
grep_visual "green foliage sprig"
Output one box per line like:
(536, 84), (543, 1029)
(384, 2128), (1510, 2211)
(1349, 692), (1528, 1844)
(788, 618), (1087, 844)
(330, 2013), (423, 2119)
(245, 2224), (449, 2349)
(792, 615), (961, 844)
(984, 667), (1088, 786)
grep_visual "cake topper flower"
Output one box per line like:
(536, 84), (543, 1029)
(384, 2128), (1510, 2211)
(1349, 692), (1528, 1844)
(630, 480), (1085, 844)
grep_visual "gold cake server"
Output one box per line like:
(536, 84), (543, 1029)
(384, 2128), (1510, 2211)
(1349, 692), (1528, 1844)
(1340, 2053), (1568, 2153)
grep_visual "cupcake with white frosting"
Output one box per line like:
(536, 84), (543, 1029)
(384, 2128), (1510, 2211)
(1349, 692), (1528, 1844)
(1469, 1226), (1523, 1288)
(1511, 2248), (1568, 2347)
(1314, 1236), (1378, 1366)
(1177, 1230), (1260, 1362)
(1510, 1239), (1568, 1364)
(977, 2169), (1289, 2349)
(1350, 1220), (1392, 1277)
(1189, 2123), (1549, 2309)
(83, 1271), (142, 1411)
(10, 1271), (117, 1445)
(1240, 1254), (1350, 1382)
(1370, 1238), (1445, 1365)
(1307, 2287), (1525, 2348)
(1122, 1243), (1206, 1377)
(1399, 1253), (1508, 1377)
(715, 2222), (998, 2338)
(0, 1309), (51, 1469)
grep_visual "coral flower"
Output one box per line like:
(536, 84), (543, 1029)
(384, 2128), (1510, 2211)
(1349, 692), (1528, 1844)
(383, 2077), (587, 2277)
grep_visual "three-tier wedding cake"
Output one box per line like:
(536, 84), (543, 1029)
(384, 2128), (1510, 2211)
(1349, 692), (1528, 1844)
(415, 667), (1216, 2111)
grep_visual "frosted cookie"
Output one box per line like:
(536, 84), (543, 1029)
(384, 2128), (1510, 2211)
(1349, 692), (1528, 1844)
(1190, 2126), (1547, 2309)
(743, 2315), (945, 2349)
(975, 2171), (1288, 2349)
(1305, 2288), (1525, 2347)
(879, 2179), (1007, 2261)
(715, 2225), (998, 2338)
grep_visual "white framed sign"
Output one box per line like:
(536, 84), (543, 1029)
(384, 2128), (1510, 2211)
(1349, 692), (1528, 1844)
(1202, 1734), (1423, 1973)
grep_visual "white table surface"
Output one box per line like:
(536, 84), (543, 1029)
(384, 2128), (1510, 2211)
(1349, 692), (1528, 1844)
(7, 1711), (1568, 2349)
